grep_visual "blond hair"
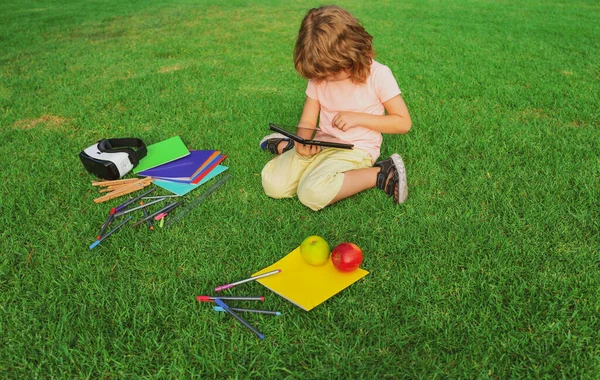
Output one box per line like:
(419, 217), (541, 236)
(294, 5), (374, 84)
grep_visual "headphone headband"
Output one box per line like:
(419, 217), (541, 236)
(97, 138), (147, 165)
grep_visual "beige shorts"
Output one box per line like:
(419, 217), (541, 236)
(261, 147), (373, 211)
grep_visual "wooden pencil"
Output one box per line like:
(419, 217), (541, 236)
(92, 178), (141, 187)
(99, 179), (145, 193)
(98, 180), (146, 193)
(94, 178), (153, 203)
(94, 185), (145, 203)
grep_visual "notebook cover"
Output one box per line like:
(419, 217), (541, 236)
(190, 155), (227, 184)
(138, 150), (218, 179)
(133, 136), (190, 174)
(153, 166), (229, 196)
(252, 247), (369, 311)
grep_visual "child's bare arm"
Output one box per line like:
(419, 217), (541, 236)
(296, 96), (322, 156)
(332, 94), (412, 134)
(296, 96), (320, 138)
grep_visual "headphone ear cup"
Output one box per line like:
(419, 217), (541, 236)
(121, 148), (138, 165)
(107, 147), (137, 163)
(98, 142), (137, 165)
(97, 139), (112, 151)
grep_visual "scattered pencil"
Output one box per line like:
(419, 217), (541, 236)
(213, 306), (281, 316)
(196, 296), (264, 302)
(93, 177), (154, 203)
(215, 269), (282, 292)
(90, 216), (132, 250)
(142, 195), (180, 200)
(97, 212), (115, 240)
(113, 187), (157, 211)
(131, 201), (183, 228)
(153, 201), (182, 221)
(140, 201), (154, 231)
(214, 298), (264, 339)
(92, 178), (140, 187)
(113, 198), (165, 217)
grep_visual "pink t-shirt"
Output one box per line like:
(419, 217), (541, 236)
(305, 60), (401, 162)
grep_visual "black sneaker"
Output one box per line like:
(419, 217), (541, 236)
(259, 133), (295, 155)
(373, 153), (408, 204)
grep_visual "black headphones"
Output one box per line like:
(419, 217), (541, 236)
(79, 138), (147, 180)
(97, 138), (147, 166)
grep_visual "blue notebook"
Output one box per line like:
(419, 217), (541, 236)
(153, 166), (229, 196)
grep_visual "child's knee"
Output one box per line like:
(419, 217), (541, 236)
(262, 178), (289, 199)
(297, 172), (344, 211)
(261, 166), (295, 199)
(297, 184), (329, 211)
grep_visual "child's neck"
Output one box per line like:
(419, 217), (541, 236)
(326, 71), (351, 82)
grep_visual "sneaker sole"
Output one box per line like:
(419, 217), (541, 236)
(259, 133), (288, 150)
(390, 153), (408, 203)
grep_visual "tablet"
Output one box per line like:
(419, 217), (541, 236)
(269, 123), (354, 150)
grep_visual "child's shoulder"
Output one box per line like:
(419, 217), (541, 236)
(369, 60), (395, 81)
(370, 60), (392, 74)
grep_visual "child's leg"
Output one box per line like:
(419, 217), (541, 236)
(296, 148), (373, 210)
(328, 167), (380, 204)
(297, 150), (408, 209)
(261, 149), (314, 199)
(329, 153), (408, 205)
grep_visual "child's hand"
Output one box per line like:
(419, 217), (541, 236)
(332, 112), (361, 131)
(295, 143), (322, 157)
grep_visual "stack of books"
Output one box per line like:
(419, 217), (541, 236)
(134, 136), (228, 196)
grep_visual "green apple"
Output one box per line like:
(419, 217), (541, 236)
(300, 235), (330, 266)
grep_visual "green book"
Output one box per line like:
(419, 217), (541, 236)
(133, 136), (190, 174)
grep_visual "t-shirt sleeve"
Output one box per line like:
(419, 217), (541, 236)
(374, 65), (401, 103)
(305, 79), (318, 100)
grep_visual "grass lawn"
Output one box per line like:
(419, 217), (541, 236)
(1, 0), (599, 377)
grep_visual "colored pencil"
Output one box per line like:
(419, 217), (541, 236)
(213, 306), (281, 316)
(113, 198), (164, 217)
(131, 201), (183, 227)
(89, 216), (132, 250)
(196, 296), (264, 302)
(140, 201), (154, 231)
(214, 269), (282, 292)
(114, 187), (156, 212)
(214, 298), (264, 339)
(97, 213), (115, 240)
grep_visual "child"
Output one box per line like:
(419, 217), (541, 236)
(260, 5), (412, 211)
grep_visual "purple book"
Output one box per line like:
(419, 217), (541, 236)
(138, 150), (218, 179)
(150, 154), (224, 183)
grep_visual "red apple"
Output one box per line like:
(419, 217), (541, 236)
(331, 242), (363, 272)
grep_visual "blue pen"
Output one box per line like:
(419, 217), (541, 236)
(214, 306), (281, 316)
(90, 216), (132, 249)
(214, 298), (265, 339)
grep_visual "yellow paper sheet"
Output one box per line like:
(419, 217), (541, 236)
(252, 247), (369, 311)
